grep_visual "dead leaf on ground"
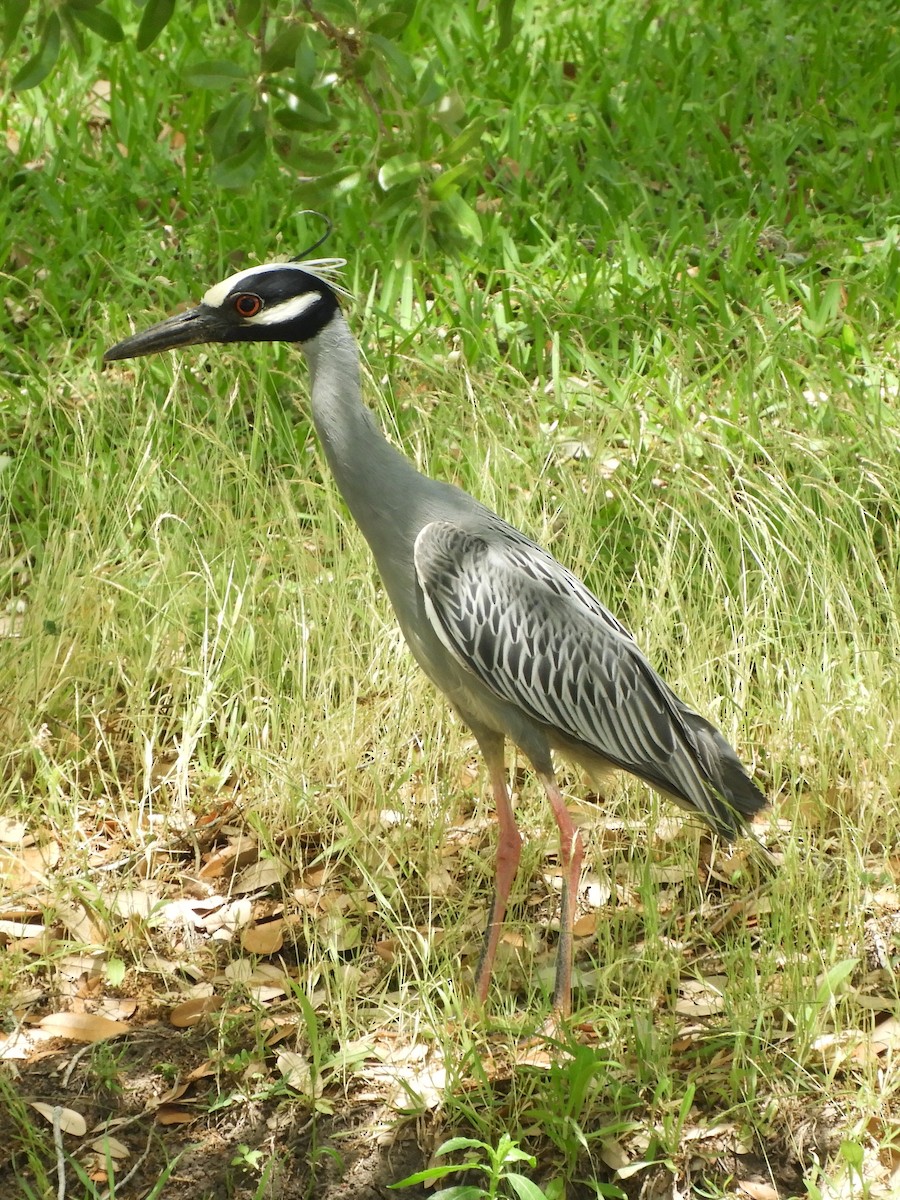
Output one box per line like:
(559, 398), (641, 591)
(615, 1158), (656, 1181)
(58, 953), (106, 986)
(844, 989), (897, 1013)
(201, 897), (253, 937)
(0, 840), (59, 889)
(600, 1137), (631, 1171)
(158, 1080), (190, 1104)
(38, 1012), (132, 1043)
(649, 865), (687, 884)
(223, 960), (288, 987)
(813, 1030), (867, 1069)
(385, 1061), (446, 1111)
(0, 1026), (58, 1060)
(374, 938), (398, 963)
(156, 1106), (195, 1125)
(867, 887), (900, 912)
(199, 836), (259, 880)
(0, 919), (46, 940)
(869, 1015), (900, 1056)
(96, 998), (138, 1021)
(89, 1135), (130, 1160)
(425, 866), (454, 896)
(30, 1103), (87, 1135)
(0, 818), (29, 844)
(292, 886), (322, 912)
(277, 1051), (321, 1096)
(231, 857), (287, 894)
(161, 896), (225, 929)
(584, 878), (612, 907)
(241, 920), (284, 955)
(185, 1060), (218, 1081)
(56, 903), (104, 945)
(318, 910), (361, 952)
(737, 1182), (779, 1200)
(169, 995), (225, 1028)
(302, 866), (331, 888)
(674, 977), (727, 1017)
(248, 984), (287, 1003)
(108, 886), (162, 920)
(683, 1120), (738, 1142)
(262, 1020), (297, 1048)
(515, 1045), (555, 1069)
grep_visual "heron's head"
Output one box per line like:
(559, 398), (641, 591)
(104, 260), (345, 362)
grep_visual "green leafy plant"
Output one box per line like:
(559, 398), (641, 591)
(3, 0), (513, 250)
(391, 1133), (558, 1200)
(4, 0), (123, 90)
(231, 1141), (265, 1170)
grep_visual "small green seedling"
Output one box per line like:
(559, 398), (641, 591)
(391, 1132), (557, 1200)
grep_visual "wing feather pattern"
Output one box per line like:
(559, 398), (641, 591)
(414, 520), (765, 839)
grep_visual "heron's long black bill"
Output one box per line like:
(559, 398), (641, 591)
(103, 305), (227, 362)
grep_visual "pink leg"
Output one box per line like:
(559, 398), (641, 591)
(473, 747), (522, 1006)
(539, 770), (585, 1017)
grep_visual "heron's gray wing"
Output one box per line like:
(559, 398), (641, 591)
(414, 521), (763, 836)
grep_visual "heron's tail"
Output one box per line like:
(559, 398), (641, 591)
(675, 704), (768, 840)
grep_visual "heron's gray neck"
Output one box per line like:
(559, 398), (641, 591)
(302, 313), (420, 546)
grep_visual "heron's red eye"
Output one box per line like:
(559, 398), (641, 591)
(234, 293), (262, 318)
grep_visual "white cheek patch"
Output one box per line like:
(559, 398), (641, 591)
(245, 291), (321, 326)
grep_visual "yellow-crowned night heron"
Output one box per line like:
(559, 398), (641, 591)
(104, 258), (767, 1016)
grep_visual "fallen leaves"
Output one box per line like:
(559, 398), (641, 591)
(2, 784), (898, 1200)
(871, 1015), (900, 1054)
(197, 835), (259, 880)
(38, 1012), (132, 1043)
(156, 1106), (196, 1126)
(276, 1050), (321, 1097)
(0, 817), (28, 843)
(31, 1102), (87, 1136)
(169, 995), (225, 1029)
(230, 855), (287, 895)
(736, 1181), (779, 1200)
(241, 919), (285, 955)
(89, 1134), (130, 1161)
(674, 976), (728, 1017)
(0, 837), (59, 891)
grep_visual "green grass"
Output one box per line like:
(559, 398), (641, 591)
(2, 1), (900, 1197)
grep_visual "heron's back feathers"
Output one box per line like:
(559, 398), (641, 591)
(415, 520), (766, 840)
